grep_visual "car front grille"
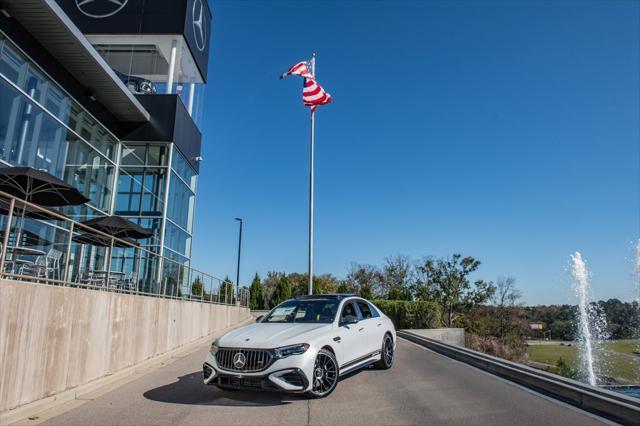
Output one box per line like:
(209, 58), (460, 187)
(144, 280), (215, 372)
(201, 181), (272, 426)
(215, 348), (274, 372)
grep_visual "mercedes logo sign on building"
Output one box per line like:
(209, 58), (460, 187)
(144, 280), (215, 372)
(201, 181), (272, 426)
(233, 352), (246, 369)
(75, 0), (128, 18)
(192, 0), (207, 51)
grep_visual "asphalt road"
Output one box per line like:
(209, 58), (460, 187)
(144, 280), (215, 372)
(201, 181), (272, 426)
(42, 339), (609, 426)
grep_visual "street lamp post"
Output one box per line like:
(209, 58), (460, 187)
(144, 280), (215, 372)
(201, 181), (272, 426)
(234, 217), (243, 304)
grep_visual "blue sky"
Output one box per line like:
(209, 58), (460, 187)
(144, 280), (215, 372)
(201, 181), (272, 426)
(191, 0), (639, 305)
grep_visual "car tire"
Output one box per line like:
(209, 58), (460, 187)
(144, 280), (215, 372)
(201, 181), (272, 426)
(306, 348), (339, 398)
(374, 334), (394, 369)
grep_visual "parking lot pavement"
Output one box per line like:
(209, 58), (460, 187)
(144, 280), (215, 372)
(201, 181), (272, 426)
(41, 339), (608, 426)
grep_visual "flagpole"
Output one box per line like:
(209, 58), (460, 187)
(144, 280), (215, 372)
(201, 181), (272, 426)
(308, 52), (316, 295)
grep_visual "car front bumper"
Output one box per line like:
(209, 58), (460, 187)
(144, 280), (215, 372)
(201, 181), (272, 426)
(202, 350), (315, 393)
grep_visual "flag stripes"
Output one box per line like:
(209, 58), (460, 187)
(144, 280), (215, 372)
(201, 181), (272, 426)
(281, 59), (332, 112)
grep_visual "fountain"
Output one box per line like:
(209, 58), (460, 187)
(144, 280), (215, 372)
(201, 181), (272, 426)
(570, 252), (608, 386)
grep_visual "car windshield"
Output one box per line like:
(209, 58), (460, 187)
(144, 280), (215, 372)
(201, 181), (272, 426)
(262, 299), (340, 323)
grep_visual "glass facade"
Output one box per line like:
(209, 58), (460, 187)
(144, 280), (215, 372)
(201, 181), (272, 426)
(0, 32), (200, 294)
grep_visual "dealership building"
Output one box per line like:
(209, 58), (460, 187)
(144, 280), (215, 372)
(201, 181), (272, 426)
(0, 0), (212, 292)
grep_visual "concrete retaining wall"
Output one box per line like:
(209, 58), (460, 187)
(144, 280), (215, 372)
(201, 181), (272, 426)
(408, 328), (465, 346)
(0, 279), (251, 414)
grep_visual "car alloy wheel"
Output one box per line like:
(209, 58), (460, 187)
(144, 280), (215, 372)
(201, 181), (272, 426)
(375, 334), (394, 369)
(308, 348), (338, 398)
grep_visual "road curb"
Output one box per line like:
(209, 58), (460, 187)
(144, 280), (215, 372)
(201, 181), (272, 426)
(398, 330), (640, 426)
(2, 317), (254, 426)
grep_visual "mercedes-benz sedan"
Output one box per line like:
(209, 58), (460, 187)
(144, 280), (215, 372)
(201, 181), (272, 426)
(203, 294), (396, 398)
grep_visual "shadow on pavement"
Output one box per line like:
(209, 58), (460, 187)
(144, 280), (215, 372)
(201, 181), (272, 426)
(143, 371), (306, 407)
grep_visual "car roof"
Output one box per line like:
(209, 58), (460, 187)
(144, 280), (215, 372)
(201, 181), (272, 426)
(294, 293), (355, 301)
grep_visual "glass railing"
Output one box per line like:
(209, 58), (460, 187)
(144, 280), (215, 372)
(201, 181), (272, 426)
(0, 191), (249, 307)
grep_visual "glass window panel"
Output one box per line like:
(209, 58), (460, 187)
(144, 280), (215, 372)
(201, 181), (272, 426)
(167, 172), (194, 233)
(0, 37), (117, 162)
(171, 150), (197, 191)
(147, 145), (168, 166)
(121, 144), (146, 166)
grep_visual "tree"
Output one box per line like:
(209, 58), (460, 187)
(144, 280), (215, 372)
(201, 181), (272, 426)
(191, 276), (203, 297)
(492, 276), (522, 338)
(262, 271), (284, 308)
(249, 273), (264, 310)
(271, 275), (292, 307)
(313, 274), (338, 295)
(346, 263), (381, 299)
(382, 255), (413, 300)
(336, 280), (351, 294)
(220, 276), (234, 304)
(415, 254), (495, 327)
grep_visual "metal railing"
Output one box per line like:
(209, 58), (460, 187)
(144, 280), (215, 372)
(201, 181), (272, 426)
(0, 190), (248, 307)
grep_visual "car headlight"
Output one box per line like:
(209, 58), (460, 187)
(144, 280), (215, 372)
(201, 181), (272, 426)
(273, 343), (310, 359)
(210, 340), (219, 355)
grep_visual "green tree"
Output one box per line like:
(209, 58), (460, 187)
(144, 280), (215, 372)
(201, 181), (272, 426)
(313, 274), (338, 294)
(346, 263), (380, 299)
(191, 276), (203, 297)
(220, 276), (235, 304)
(271, 275), (292, 307)
(416, 254), (495, 327)
(249, 273), (264, 310)
(336, 280), (351, 294)
(381, 255), (413, 300)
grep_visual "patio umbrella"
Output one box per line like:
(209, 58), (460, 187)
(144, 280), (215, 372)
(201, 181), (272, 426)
(73, 233), (139, 248)
(0, 197), (62, 221)
(0, 167), (89, 206)
(81, 216), (153, 240)
(0, 168), (86, 262)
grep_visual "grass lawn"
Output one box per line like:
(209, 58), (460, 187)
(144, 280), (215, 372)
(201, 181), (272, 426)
(527, 343), (640, 383)
(603, 339), (640, 356)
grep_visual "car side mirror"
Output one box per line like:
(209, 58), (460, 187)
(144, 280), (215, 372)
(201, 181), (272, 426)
(341, 315), (359, 325)
(256, 315), (264, 323)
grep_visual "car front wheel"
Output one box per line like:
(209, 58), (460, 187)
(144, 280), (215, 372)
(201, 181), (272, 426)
(307, 348), (338, 398)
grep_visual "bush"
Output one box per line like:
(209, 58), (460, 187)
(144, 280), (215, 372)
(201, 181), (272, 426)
(465, 334), (529, 363)
(372, 300), (441, 329)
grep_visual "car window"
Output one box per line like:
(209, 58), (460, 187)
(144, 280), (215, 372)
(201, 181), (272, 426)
(356, 301), (373, 319)
(340, 302), (357, 321)
(263, 299), (339, 323)
(368, 302), (380, 318)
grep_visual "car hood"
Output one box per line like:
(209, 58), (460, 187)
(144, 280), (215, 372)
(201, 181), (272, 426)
(217, 322), (332, 349)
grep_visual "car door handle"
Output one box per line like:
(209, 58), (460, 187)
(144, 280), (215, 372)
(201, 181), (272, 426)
(333, 336), (341, 342)
(358, 327), (364, 332)
(377, 323), (382, 327)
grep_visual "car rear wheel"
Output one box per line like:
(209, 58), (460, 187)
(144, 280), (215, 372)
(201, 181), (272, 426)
(375, 334), (394, 369)
(307, 348), (338, 398)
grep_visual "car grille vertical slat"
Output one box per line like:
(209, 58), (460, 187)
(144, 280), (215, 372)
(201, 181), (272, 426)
(215, 348), (274, 373)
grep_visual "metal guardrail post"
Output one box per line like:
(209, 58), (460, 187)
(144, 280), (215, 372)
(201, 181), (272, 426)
(62, 222), (74, 284)
(106, 237), (114, 290)
(0, 198), (15, 277)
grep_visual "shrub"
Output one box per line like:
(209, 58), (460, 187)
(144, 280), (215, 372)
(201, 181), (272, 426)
(372, 300), (441, 329)
(465, 334), (529, 363)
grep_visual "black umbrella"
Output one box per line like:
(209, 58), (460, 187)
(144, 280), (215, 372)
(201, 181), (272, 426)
(0, 197), (62, 221)
(73, 233), (139, 248)
(81, 216), (153, 240)
(0, 167), (90, 206)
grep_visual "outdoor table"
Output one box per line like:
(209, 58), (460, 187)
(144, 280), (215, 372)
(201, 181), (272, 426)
(6, 246), (45, 256)
(92, 270), (126, 288)
(4, 246), (45, 273)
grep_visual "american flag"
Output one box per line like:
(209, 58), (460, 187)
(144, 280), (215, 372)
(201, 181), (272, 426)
(280, 60), (332, 112)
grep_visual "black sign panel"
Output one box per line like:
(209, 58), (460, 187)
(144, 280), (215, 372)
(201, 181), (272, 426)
(55, 0), (212, 81)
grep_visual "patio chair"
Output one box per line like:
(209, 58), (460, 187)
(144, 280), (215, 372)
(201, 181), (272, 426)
(76, 267), (103, 287)
(121, 271), (138, 292)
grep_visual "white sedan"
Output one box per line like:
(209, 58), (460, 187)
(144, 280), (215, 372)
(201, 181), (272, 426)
(203, 294), (396, 398)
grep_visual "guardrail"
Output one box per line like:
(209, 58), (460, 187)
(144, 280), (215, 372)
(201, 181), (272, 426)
(0, 191), (249, 307)
(398, 330), (640, 426)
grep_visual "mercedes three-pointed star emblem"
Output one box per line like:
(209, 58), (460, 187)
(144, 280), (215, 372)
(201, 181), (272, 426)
(75, 0), (128, 19)
(233, 352), (246, 369)
(192, 0), (207, 52)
